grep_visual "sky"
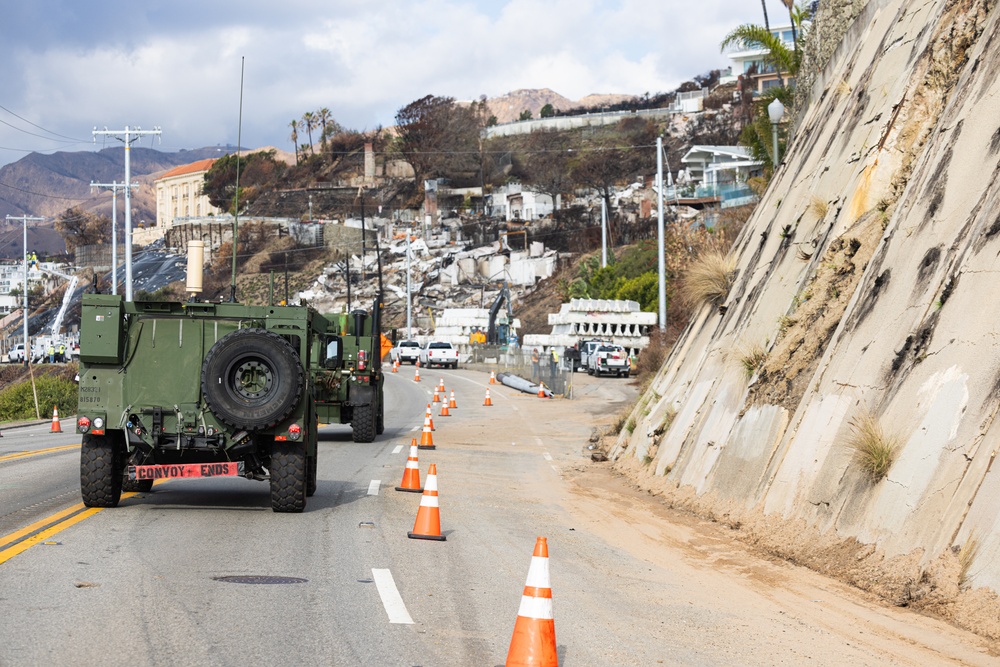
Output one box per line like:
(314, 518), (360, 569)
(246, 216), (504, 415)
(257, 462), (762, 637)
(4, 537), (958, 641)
(0, 0), (791, 168)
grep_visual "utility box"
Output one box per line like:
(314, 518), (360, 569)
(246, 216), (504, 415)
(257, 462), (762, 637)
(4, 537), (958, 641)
(79, 294), (124, 364)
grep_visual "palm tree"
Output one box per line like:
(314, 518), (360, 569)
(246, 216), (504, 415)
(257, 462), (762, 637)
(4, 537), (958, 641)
(760, 0), (770, 31)
(317, 108), (332, 153)
(289, 119), (301, 165)
(302, 111), (316, 156)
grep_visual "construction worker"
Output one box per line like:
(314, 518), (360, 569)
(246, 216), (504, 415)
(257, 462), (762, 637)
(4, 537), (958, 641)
(57, 343), (66, 363)
(550, 347), (559, 379)
(46, 343), (55, 364)
(531, 348), (540, 379)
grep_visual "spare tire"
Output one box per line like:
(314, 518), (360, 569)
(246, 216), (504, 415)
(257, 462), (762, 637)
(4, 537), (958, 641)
(202, 328), (304, 431)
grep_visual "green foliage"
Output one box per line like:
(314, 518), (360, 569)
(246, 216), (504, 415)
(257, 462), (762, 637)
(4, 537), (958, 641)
(570, 241), (663, 310)
(0, 375), (78, 422)
(539, 104), (555, 118)
(518, 109), (533, 121)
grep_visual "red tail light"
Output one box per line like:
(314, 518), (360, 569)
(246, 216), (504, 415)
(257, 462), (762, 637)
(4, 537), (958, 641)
(77, 417), (91, 433)
(358, 349), (366, 371)
(288, 423), (302, 441)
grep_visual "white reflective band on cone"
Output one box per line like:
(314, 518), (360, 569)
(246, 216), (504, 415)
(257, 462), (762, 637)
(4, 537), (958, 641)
(517, 595), (554, 620)
(524, 556), (550, 587)
(419, 495), (439, 508)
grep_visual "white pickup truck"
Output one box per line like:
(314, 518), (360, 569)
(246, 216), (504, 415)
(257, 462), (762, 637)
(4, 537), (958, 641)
(590, 344), (631, 378)
(419, 341), (459, 369)
(390, 340), (421, 365)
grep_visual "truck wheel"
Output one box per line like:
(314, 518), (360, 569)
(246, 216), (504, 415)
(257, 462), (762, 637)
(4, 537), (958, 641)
(202, 328), (304, 431)
(81, 433), (123, 507)
(270, 440), (306, 512)
(306, 454), (317, 497)
(352, 403), (376, 443)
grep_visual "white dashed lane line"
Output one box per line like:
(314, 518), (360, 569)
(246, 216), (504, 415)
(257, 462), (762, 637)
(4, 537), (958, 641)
(372, 568), (414, 624)
(367, 480), (381, 496)
(392, 445), (403, 454)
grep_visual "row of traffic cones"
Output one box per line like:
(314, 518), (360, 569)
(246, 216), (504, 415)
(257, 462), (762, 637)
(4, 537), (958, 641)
(392, 372), (556, 665)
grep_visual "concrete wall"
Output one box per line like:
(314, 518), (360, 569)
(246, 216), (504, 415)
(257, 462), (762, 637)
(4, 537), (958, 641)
(612, 0), (1000, 592)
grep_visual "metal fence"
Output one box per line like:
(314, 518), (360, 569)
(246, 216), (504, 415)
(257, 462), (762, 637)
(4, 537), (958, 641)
(463, 346), (574, 397)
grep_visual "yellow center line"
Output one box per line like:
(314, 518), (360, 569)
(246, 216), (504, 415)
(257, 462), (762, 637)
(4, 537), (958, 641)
(0, 492), (139, 565)
(0, 444), (81, 463)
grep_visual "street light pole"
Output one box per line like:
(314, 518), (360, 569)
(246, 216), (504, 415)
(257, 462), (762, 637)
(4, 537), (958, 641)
(656, 136), (666, 330)
(768, 99), (786, 166)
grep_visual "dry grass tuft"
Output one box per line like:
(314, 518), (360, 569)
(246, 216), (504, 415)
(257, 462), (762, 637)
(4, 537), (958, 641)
(810, 196), (830, 220)
(959, 534), (981, 590)
(737, 341), (768, 381)
(847, 412), (900, 482)
(836, 78), (852, 97)
(681, 250), (737, 309)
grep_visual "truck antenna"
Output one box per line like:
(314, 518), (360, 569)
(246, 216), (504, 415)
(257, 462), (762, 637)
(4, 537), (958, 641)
(230, 56), (245, 303)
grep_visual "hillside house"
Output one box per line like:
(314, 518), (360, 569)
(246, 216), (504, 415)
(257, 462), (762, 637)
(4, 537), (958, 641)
(726, 23), (798, 93)
(149, 158), (222, 245)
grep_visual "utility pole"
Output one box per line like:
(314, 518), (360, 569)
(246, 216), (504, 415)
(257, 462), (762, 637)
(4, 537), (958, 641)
(93, 126), (161, 300)
(406, 229), (413, 338)
(601, 198), (608, 268)
(656, 136), (667, 330)
(89, 180), (134, 295)
(7, 214), (45, 365)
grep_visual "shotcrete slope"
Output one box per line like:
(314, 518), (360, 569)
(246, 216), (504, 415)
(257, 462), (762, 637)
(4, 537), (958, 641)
(610, 0), (1000, 638)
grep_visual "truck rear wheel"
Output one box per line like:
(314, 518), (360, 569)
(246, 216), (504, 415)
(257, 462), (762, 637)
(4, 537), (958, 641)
(270, 441), (306, 512)
(81, 433), (123, 507)
(202, 328), (304, 431)
(122, 477), (154, 493)
(352, 403), (376, 443)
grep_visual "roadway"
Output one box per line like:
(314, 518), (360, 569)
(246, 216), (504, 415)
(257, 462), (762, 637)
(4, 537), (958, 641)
(0, 369), (996, 666)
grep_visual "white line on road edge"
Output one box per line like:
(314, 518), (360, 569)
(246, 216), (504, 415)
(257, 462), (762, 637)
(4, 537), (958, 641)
(410, 426), (420, 432)
(392, 445), (403, 454)
(372, 568), (414, 624)
(543, 452), (553, 461)
(367, 480), (381, 496)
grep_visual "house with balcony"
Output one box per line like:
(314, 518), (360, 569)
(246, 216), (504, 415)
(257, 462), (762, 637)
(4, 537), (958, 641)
(726, 23), (797, 94)
(661, 146), (762, 209)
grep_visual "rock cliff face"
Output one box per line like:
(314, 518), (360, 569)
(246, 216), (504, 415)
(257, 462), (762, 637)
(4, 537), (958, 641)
(611, 0), (1000, 636)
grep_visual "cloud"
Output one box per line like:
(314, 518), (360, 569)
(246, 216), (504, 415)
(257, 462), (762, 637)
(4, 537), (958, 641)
(0, 0), (787, 167)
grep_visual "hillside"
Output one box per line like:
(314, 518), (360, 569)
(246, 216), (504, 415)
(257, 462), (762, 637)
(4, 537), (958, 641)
(475, 88), (634, 123)
(608, 0), (1000, 642)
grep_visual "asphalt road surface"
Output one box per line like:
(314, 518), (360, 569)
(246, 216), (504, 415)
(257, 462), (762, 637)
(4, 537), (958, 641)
(0, 370), (996, 666)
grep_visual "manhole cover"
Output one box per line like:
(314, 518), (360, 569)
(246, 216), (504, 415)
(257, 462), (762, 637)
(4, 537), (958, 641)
(212, 575), (308, 585)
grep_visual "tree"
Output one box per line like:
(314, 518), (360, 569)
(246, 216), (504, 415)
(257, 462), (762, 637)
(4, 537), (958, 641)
(518, 109), (533, 121)
(55, 207), (108, 253)
(539, 104), (555, 118)
(202, 150), (286, 214)
(721, 23), (797, 76)
(760, 0), (770, 32)
(519, 131), (572, 216)
(288, 119), (301, 165)
(301, 111), (316, 156)
(394, 95), (485, 187)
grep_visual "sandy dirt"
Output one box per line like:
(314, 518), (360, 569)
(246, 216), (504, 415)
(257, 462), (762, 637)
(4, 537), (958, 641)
(501, 370), (999, 665)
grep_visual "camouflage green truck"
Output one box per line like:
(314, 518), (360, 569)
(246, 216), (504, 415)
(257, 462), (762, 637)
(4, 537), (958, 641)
(76, 295), (328, 513)
(311, 298), (386, 443)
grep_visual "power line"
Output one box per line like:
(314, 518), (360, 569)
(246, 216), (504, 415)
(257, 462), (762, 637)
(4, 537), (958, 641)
(0, 104), (87, 142)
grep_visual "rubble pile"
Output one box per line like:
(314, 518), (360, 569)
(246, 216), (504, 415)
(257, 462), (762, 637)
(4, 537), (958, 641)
(297, 218), (557, 337)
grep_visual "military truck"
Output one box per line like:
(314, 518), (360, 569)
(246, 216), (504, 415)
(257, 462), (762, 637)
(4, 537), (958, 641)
(76, 294), (328, 512)
(311, 299), (386, 443)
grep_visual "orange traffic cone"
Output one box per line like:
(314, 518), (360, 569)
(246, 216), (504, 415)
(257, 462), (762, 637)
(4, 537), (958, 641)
(419, 414), (435, 450)
(484, 389), (493, 406)
(439, 401), (450, 417)
(432, 389), (441, 403)
(505, 536), (557, 666)
(50, 405), (62, 433)
(437, 378), (445, 393)
(392, 359), (399, 373)
(408, 463), (445, 541)
(490, 370), (497, 384)
(395, 439), (423, 493)
(414, 367), (421, 382)
(537, 382), (546, 399)
(425, 404), (435, 430)
(449, 391), (457, 409)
